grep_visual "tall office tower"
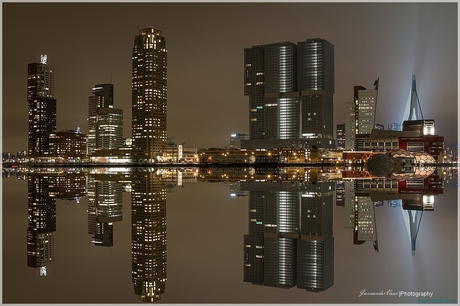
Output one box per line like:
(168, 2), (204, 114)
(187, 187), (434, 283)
(354, 79), (379, 135)
(27, 55), (56, 157)
(242, 181), (334, 292)
(264, 42), (298, 141)
(243, 38), (334, 149)
(87, 84), (123, 155)
(131, 172), (167, 302)
(344, 102), (356, 150)
(298, 38), (335, 143)
(27, 174), (56, 276)
(244, 45), (265, 140)
(132, 28), (167, 161)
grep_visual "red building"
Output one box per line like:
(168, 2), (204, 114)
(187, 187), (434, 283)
(49, 129), (87, 160)
(398, 135), (444, 162)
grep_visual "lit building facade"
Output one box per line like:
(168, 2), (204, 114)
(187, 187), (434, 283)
(343, 80), (379, 150)
(336, 123), (345, 149)
(344, 101), (356, 150)
(230, 133), (249, 149)
(27, 55), (56, 157)
(96, 108), (123, 150)
(87, 84), (124, 155)
(132, 28), (167, 161)
(355, 119), (444, 162)
(243, 38), (334, 149)
(49, 129), (87, 159)
(354, 82), (379, 135)
(298, 39), (335, 142)
(388, 122), (402, 131)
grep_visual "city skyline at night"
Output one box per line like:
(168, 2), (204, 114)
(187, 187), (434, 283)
(2, 3), (457, 154)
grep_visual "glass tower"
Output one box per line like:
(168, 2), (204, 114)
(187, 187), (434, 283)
(87, 84), (123, 154)
(131, 28), (167, 161)
(298, 38), (335, 140)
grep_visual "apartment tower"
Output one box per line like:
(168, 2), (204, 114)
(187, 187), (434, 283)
(131, 28), (167, 161)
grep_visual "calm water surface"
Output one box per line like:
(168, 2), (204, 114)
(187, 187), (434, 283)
(2, 167), (458, 304)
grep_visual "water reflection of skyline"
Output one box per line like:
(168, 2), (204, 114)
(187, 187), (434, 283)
(4, 166), (456, 302)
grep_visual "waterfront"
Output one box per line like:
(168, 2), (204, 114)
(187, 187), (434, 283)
(2, 167), (457, 304)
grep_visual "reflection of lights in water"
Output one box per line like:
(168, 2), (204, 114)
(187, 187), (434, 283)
(423, 195), (435, 210)
(39, 266), (47, 276)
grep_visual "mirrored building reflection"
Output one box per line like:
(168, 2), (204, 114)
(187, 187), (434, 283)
(131, 170), (167, 302)
(13, 165), (451, 302)
(27, 171), (86, 276)
(242, 181), (335, 292)
(87, 174), (124, 247)
(27, 174), (56, 277)
(343, 169), (443, 255)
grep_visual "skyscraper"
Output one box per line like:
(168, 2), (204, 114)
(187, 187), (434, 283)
(354, 80), (379, 135)
(243, 38), (334, 149)
(131, 28), (167, 161)
(343, 79), (379, 150)
(298, 39), (335, 142)
(87, 84), (123, 155)
(344, 101), (356, 150)
(27, 55), (56, 157)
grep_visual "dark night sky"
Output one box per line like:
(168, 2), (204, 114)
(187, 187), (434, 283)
(1, 2), (458, 153)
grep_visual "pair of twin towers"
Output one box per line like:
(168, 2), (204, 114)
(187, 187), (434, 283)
(243, 38), (335, 150)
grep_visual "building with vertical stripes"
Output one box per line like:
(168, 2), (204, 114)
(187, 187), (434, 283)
(243, 38), (334, 149)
